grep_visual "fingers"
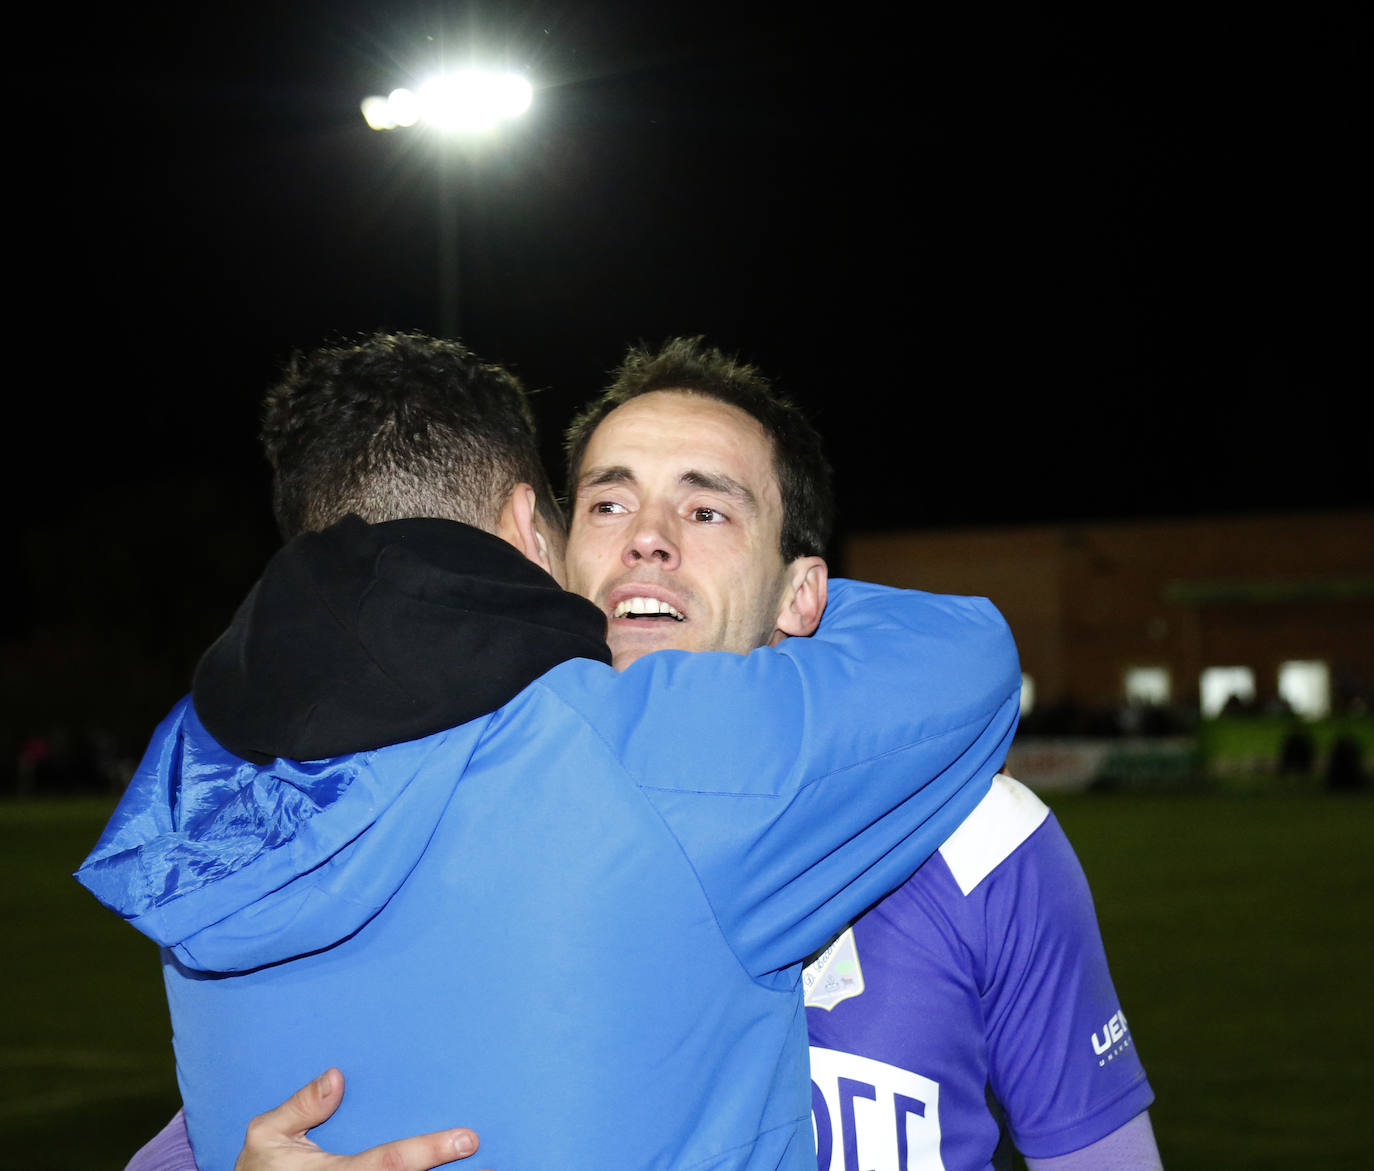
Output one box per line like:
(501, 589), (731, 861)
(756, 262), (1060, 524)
(239, 1068), (345, 1159)
(236, 1068), (484, 1171)
(352, 1127), (482, 1171)
(280, 1068), (345, 1137)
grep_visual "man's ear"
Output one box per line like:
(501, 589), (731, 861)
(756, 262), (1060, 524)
(496, 484), (560, 582)
(770, 556), (829, 644)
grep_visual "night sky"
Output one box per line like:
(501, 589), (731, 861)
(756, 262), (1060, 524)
(8, 3), (1367, 746)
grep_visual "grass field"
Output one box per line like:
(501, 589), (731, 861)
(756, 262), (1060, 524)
(3, 790), (1370, 1169)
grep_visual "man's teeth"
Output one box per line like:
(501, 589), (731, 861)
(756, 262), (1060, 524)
(613, 596), (686, 621)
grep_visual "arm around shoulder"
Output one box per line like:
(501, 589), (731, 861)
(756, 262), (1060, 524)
(557, 577), (1022, 799)
(561, 578), (1023, 974)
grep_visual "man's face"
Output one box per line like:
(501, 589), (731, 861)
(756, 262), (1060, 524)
(566, 390), (797, 669)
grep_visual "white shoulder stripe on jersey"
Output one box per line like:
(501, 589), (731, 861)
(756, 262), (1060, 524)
(937, 773), (1049, 896)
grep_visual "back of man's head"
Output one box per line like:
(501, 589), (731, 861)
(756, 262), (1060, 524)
(563, 336), (833, 562)
(263, 330), (562, 541)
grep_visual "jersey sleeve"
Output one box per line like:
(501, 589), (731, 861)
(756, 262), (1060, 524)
(543, 577), (1022, 978)
(123, 1110), (197, 1171)
(979, 814), (1155, 1157)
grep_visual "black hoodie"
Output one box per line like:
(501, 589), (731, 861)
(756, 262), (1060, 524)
(192, 515), (612, 764)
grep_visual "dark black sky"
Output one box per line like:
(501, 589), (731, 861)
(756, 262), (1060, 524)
(13, 1), (1367, 549)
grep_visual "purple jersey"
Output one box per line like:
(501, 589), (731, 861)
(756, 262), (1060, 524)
(804, 776), (1153, 1170)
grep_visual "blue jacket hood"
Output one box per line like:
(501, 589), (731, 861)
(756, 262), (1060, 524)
(80, 514), (612, 970)
(77, 699), (494, 970)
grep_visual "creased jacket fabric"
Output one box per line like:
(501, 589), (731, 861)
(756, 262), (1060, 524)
(77, 516), (1021, 1171)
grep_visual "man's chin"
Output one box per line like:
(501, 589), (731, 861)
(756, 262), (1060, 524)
(607, 624), (692, 671)
(610, 648), (647, 671)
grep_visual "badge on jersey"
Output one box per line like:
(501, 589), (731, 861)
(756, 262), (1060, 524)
(803, 926), (865, 1010)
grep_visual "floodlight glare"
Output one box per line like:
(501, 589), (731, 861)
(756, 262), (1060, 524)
(418, 70), (533, 132)
(387, 87), (422, 127)
(360, 95), (398, 131)
(362, 71), (531, 134)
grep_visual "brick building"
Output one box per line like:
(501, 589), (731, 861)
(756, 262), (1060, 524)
(843, 510), (1374, 723)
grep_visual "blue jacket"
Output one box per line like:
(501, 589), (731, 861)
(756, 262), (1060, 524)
(77, 518), (1020, 1171)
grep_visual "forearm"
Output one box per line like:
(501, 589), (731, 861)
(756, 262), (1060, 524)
(1024, 1110), (1163, 1171)
(125, 1109), (197, 1171)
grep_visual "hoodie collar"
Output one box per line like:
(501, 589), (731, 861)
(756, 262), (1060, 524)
(192, 515), (611, 763)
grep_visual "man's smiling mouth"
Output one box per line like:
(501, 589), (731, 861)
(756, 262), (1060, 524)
(613, 597), (687, 621)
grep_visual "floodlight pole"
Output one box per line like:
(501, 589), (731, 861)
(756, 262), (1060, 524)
(437, 136), (461, 339)
(360, 71), (533, 342)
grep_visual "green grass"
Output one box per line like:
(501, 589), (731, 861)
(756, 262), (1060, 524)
(4, 791), (1370, 1168)
(1053, 790), (1371, 1170)
(1, 799), (182, 1169)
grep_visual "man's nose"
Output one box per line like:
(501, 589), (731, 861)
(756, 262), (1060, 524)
(622, 508), (681, 568)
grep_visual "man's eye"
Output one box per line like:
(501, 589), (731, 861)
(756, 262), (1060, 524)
(690, 507), (724, 523)
(591, 501), (626, 515)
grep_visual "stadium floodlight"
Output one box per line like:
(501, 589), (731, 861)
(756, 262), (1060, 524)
(360, 70), (532, 135)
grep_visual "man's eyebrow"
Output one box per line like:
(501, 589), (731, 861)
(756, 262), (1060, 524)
(576, 465), (759, 511)
(576, 465), (637, 492)
(681, 470), (758, 511)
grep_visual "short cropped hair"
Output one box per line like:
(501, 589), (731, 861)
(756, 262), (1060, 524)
(262, 331), (562, 541)
(564, 337), (833, 560)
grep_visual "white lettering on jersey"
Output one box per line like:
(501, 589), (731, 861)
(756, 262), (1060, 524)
(803, 927), (865, 1011)
(810, 1046), (945, 1171)
(1091, 1008), (1135, 1065)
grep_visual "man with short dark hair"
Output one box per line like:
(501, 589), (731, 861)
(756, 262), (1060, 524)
(565, 340), (1160, 1170)
(264, 329), (567, 545)
(81, 330), (1020, 1171)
